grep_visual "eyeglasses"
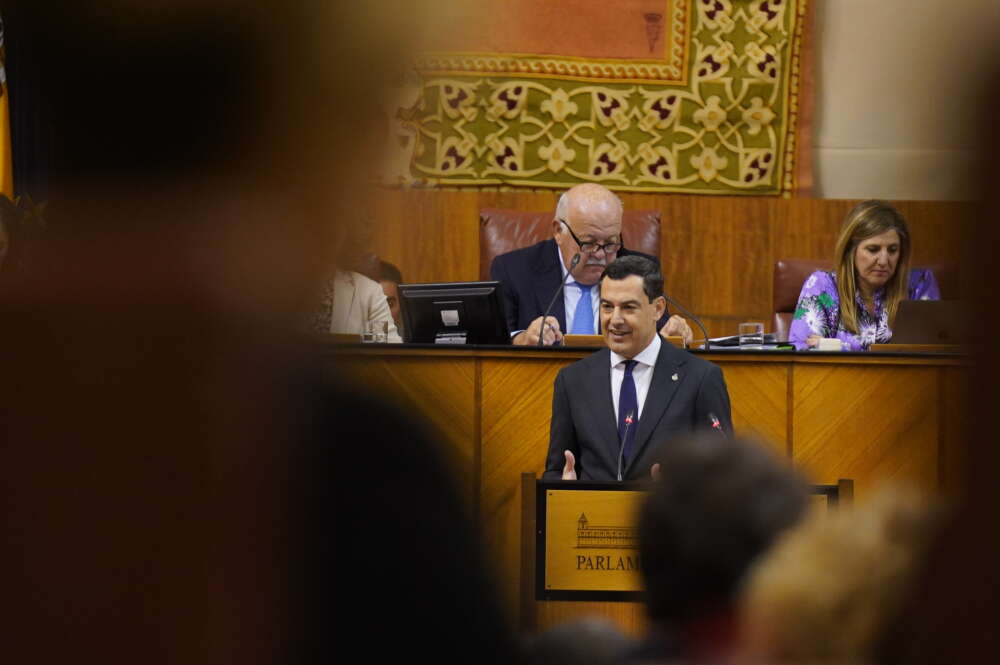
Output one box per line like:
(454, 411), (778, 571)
(557, 219), (622, 255)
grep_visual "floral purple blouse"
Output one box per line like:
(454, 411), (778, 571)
(789, 269), (941, 351)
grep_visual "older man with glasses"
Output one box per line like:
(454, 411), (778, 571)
(490, 183), (692, 345)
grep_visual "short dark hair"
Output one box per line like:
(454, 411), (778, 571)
(638, 434), (809, 625)
(378, 260), (403, 285)
(600, 255), (663, 302)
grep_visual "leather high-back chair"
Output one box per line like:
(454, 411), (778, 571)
(479, 208), (662, 281)
(772, 259), (956, 342)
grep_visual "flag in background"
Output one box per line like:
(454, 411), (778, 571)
(0, 13), (14, 199)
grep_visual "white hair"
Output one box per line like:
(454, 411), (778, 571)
(554, 187), (623, 229)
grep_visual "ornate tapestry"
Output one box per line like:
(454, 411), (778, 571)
(386, 0), (809, 196)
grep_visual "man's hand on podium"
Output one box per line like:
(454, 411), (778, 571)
(562, 450), (577, 480)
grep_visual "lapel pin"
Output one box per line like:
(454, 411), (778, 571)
(671, 373), (679, 381)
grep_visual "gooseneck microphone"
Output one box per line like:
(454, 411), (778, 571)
(536, 253), (582, 347)
(662, 292), (713, 352)
(617, 409), (635, 481)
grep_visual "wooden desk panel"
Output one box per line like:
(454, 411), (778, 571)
(480, 357), (564, 615)
(335, 354), (479, 501)
(330, 345), (970, 635)
(719, 362), (789, 457)
(792, 364), (940, 495)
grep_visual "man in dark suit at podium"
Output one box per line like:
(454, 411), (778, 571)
(490, 183), (692, 345)
(543, 256), (732, 481)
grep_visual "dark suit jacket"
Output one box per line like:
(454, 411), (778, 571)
(490, 238), (670, 335)
(543, 341), (733, 481)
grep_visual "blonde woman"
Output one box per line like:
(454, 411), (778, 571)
(789, 200), (940, 350)
(740, 487), (941, 665)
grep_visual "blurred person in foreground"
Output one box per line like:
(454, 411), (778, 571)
(632, 433), (809, 664)
(0, 195), (20, 281)
(0, 1), (513, 664)
(789, 200), (940, 351)
(866, 62), (999, 665)
(740, 487), (941, 665)
(545, 255), (731, 481)
(522, 616), (636, 665)
(490, 182), (693, 346)
(0, 194), (38, 290)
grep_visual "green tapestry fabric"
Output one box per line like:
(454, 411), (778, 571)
(387, 0), (807, 195)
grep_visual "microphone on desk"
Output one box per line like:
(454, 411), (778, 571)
(662, 292), (713, 352)
(708, 412), (725, 437)
(537, 253), (581, 347)
(617, 409), (635, 481)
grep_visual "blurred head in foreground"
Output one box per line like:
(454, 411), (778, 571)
(5, 0), (430, 325)
(521, 616), (635, 665)
(637, 434), (809, 660)
(0, 195), (21, 279)
(741, 487), (941, 665)
(0, 1), (436, 663)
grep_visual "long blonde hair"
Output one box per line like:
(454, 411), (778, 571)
(833, 200), (912, 334)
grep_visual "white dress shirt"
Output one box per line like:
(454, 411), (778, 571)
(558, 247), (600, 334)
(610, 333), (661, 422)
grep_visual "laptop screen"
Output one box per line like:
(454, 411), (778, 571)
(891, 300), (971, 345)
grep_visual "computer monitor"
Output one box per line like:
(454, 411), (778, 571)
(399, 281), (510, 345)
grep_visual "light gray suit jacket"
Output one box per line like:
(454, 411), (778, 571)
(329, 270), (402, 343)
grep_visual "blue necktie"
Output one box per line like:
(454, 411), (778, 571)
(618, 360), (639, 463)
(571, 282), (594, 334)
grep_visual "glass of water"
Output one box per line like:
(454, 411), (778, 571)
(738, 322), (765, 349)
(363, 320), (389, 343)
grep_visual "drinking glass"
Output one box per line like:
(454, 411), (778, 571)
(738, 322), (765, 349)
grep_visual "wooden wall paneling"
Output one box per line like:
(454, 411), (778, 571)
(660, 196), (696, 309)
(372, 189), (481, 284)
(688, 197), (735, 337)
(719, 361), (789, 457)
(477, 189), (561, 216)
(336, 356), (479, 500)
(690, 197), (774, 337)
(791, 363), (940, 496)
(771, 198), (841, 264)
(727, 198), (773, 322)
(626, 193), (694, 308)
(479, 357), (567, 623)
(894, 200), (973, 298)
(367, 192), (970, 333)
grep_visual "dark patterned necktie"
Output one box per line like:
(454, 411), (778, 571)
(618, 360), (639, 463)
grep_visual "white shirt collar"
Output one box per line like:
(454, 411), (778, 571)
(610, 333), (661, 369)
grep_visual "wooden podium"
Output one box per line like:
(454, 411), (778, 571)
(520, 473), (854, 634)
